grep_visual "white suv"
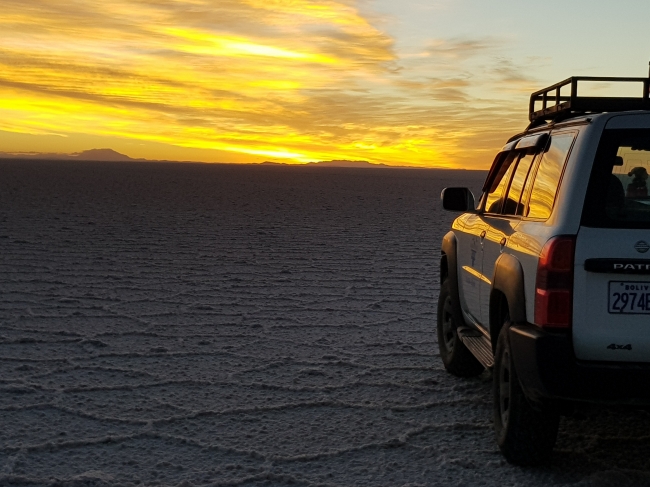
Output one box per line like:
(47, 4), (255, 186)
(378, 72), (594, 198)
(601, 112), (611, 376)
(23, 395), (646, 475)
(438, 76), (650, 465)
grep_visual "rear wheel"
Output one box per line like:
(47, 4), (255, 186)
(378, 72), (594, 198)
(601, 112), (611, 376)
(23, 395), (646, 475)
(493, 323), (559, 465)
(436, 279), (484, 377)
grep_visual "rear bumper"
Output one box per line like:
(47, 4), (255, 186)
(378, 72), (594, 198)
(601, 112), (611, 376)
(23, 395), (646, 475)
(509, 324), (650, 405)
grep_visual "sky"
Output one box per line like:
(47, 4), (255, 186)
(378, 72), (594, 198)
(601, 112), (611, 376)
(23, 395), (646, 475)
(1, 0), (650, 168)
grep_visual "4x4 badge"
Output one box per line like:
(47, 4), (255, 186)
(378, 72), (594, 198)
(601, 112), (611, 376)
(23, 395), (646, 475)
(607, 344), (632, 351)
(635, 241), (650, 254)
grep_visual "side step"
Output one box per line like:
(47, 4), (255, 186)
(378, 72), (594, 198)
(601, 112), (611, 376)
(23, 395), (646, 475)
(457, 327), (494, 368)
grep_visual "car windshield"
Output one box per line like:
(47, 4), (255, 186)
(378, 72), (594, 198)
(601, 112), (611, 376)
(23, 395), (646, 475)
(583, 129), (650, 228)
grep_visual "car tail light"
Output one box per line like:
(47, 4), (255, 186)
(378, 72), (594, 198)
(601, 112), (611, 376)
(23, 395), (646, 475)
(534, 236), (576, 329)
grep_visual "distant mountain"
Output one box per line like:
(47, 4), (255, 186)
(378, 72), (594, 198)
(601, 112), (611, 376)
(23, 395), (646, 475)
(0, 148), (140, 161)
(0, 151), (416, 168)
(261, 160), (394, 168)
(307, 160), (388, 168)
(72, 149), (135, 161)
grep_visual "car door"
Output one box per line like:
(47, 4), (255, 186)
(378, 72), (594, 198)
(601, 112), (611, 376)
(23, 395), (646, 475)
(480, 140), (545, 322)
(574, 122), (650, 363)
(455, 212), (486, 323)
(472, 149), (520, 326)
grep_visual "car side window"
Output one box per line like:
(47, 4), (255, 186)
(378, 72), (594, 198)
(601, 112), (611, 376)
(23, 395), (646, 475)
(526, 132), (576, 219)
(502, 151), (537, 216)
(483, 151), (518, 214)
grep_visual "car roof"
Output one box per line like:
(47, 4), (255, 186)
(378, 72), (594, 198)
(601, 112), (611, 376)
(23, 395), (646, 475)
(507, 110), (650, 144)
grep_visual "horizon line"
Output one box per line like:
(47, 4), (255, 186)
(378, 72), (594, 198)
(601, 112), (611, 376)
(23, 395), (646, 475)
(0, 148), (485, 170)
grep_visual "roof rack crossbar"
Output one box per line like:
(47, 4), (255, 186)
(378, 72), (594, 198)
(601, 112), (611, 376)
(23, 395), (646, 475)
(529, 76), (650, 122)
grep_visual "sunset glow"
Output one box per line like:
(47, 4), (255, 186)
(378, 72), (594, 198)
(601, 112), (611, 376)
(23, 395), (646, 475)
(1, 0), (648, 167)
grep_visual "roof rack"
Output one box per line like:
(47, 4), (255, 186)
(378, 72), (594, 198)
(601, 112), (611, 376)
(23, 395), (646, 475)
(529, 76), (650, 123)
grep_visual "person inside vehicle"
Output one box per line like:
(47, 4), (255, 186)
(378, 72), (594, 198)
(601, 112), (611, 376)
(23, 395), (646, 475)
(605, 157), (626, 218)
(626, 166), (649, 198)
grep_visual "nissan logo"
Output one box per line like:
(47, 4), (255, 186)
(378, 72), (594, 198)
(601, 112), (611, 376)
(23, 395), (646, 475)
(635, 241), (650, 254)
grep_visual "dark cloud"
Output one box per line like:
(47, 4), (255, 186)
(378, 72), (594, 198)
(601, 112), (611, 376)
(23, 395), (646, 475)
(490, 58), (538, 88)
(426, 37), (502, 60)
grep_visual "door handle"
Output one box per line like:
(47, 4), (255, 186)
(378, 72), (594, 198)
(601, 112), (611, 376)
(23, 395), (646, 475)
(500, 237), (507, 250)
(480, 230), (486, 239)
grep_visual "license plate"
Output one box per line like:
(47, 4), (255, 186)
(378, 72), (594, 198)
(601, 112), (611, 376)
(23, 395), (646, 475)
(609, 281), (650, 314)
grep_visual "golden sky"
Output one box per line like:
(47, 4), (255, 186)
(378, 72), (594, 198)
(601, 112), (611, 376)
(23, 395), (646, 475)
(1, 0), (648, 168)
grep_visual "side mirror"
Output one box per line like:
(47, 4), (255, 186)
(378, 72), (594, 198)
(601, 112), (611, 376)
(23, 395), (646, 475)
(441, 187), (475, 212)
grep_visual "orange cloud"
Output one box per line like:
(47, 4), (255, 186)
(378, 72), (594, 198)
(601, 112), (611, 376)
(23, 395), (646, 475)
(0, 0), (532, 168)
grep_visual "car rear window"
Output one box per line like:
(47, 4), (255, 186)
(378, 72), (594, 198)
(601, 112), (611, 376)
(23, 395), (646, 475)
(582, 129), (650, 229)
(526, 133), (575, 220)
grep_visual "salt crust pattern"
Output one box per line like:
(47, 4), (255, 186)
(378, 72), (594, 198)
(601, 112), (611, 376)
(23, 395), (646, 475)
(1, 161), (650, 486)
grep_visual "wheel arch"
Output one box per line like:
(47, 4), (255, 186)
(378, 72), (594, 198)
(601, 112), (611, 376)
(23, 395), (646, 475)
(490, 253), (527, 350)
(441, 231), (464, 321)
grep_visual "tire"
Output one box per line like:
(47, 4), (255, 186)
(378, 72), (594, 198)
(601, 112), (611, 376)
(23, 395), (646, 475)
(493, 322), (560, 466)
(436, 279), (484, 377)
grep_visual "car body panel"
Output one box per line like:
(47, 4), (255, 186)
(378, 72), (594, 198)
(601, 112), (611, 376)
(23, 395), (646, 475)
(453, 214), (485, 323)
(481, 215), (518, 323)
(574, 227), (650, 362)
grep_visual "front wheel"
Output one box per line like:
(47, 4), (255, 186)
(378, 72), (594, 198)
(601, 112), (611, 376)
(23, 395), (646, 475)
(436, 279), (484, 377)
(493, 323), (559, 465)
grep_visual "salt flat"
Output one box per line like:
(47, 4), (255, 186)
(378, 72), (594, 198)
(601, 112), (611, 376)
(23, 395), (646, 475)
(1, 160), (650, 487)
